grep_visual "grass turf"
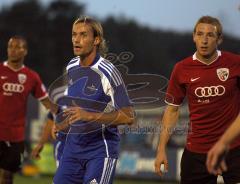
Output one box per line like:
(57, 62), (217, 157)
(14, 174), (171, 184)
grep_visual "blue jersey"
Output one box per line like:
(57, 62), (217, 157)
(62, 54), (131, 159)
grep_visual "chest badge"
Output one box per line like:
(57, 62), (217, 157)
(87, 84), (98, 91)
(216, 68), (229, 82)
(18, 73), (27, 84)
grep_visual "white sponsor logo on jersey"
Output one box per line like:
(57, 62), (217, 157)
(190, 77), (200, 82)
(18, 73), (27, 84)
(2, 82), (24, 93)
(195, 85), (225, 97)
(217, 68), (229, 82)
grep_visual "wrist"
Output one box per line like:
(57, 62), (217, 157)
(218, 137), (230, 148)
(157, 144), (167, 153)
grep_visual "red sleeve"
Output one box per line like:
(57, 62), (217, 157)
(237, 55), (240, 89)
(31, 72), (48, 100)
(165, 63), (186, 106)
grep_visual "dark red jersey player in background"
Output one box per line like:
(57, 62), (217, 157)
(0, 36), (57, 184)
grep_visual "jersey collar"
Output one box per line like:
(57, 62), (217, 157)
(192, 50), (221, 65)
(3, 61), (25, 72)
(79, 53), (100, 67)
(90, 53), (100, 66)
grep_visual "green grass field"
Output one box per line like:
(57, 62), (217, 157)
(14, 175), (174, 184)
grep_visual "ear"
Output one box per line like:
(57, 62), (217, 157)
(94, 37), (100, 46)
(217, 35), (223, 45)
(24, 49), (28, 57)
(193, 32), (196, 43)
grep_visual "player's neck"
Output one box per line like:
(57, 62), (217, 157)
(196, 51), (218, 64)
(7, 59), (24, 70)
(80, 50), (97, 67)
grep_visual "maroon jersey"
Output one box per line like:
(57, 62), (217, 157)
(0, 62), (47, 142)
(166, 51), (240, 153)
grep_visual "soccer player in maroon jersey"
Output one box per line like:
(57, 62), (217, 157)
(0, 36), (57, 184)
(154, 16), (240, 183)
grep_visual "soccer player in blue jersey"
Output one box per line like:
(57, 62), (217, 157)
(53, 16), (134, 184)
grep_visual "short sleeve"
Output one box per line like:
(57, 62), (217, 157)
(100, 63), (132, 109)
(108, 82), (132, 109)
(165, 63), (186, 106)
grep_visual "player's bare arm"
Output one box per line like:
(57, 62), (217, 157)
(31, 118), (54, 159)
(63, 106), (134, 126)
(40, 97), (59, 114)
(155, 105), (180, 176)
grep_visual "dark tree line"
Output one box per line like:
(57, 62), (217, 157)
(0, 0), (239, 86)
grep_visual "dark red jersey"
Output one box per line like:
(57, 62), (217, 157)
(0, 62), (47, 142)
(166, 51), (240, 153)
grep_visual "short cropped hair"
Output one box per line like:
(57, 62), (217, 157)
(194, 16), (223, 37)
(10, 35), (28, 50)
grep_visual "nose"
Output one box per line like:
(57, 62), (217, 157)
(202, 35), (208, 44)
(73, 34), (83, 45)
(73, 36), (79, 44)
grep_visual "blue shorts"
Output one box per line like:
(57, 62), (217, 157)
(53, 157), (117, 184)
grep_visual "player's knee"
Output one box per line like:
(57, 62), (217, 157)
(0, 168), (13, 184)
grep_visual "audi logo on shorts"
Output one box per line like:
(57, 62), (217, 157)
(3, 83), (24, 93)
(194, 85), (225, 98)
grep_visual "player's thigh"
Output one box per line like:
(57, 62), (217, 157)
(84, 157), (117, 184)
(53, 157), (84, 184)
(0, 141), (24, 173)
(223, 146), (240, 184)
(180, 148), (217, 184)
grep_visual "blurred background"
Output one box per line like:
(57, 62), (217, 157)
(0, 0), (240, 183)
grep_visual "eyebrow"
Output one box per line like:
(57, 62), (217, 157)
(72, 31), (88, 34)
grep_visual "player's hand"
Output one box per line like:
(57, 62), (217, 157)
(206, 141), (229, 175)
(31, 143), (44, 160)
(154, 149), (169, 176)
(63, 107), (90, 124)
